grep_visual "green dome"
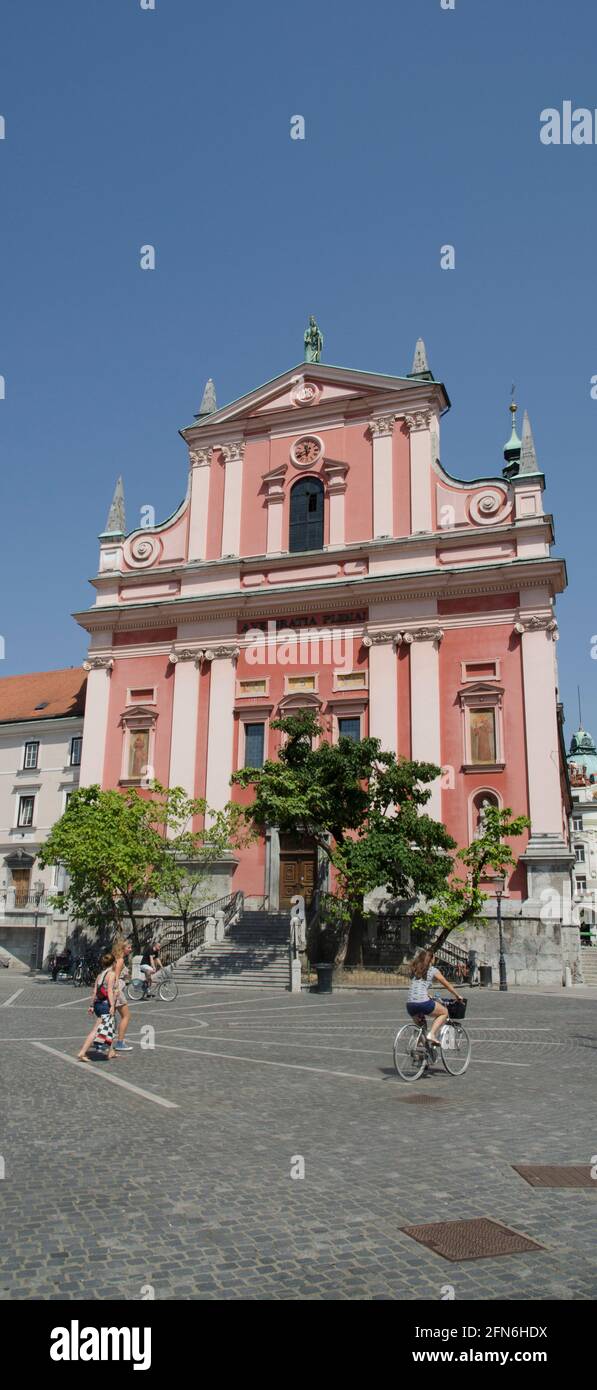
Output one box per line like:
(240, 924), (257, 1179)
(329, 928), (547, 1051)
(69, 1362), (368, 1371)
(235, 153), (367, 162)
(568, 727), (597, 778)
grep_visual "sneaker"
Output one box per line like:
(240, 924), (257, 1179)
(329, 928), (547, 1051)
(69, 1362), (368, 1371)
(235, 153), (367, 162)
(114, 1041), (133, 1051)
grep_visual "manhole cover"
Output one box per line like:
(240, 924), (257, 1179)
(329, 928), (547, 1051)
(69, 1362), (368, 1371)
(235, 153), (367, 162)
(396, 1094), (449, 1105)
(513, 1165), (596, 1189)
(400, 1218), (544, 1262)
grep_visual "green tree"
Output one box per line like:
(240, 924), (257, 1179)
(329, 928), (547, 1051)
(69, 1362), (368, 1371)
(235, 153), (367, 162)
(39, 783), (242, 950)
(233, 711), (456, 964)
(413, 803), (529, 948)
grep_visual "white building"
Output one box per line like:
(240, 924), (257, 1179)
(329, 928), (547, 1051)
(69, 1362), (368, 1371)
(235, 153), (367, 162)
(567, 727), (597, 938)
(0, 668), (86, 969)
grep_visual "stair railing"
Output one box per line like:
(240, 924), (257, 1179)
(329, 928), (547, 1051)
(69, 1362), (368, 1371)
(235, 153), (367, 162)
(155, 891), (244, 965)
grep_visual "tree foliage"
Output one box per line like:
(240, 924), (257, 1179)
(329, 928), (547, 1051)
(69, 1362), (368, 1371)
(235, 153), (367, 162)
(39, 783), (242, 948)
(233, 711), (456, 955)
(413, 803), (530, 947)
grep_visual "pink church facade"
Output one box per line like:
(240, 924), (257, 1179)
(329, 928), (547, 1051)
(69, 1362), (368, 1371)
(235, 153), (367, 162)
(75, 347), (572, 916)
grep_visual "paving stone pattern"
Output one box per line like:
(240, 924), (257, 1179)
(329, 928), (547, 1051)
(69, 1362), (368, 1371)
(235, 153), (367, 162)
(0, 977), (596, 1301)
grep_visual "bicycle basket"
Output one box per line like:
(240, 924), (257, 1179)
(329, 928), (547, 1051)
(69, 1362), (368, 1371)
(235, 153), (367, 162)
(445, 998), (467, 1020)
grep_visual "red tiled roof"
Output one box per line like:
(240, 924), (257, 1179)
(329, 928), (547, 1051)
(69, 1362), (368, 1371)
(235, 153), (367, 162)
(0, 668), (87, 724)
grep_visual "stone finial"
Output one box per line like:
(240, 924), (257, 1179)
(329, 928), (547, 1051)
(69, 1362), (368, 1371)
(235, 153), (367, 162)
(408, 338), (433, 380)
(520, 410), (541, 475)
(196, 378), (217, 417)
(103, 476), (126, 535)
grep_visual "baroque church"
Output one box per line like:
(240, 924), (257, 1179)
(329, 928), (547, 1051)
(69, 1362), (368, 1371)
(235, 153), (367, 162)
(75, 325), (573, 918)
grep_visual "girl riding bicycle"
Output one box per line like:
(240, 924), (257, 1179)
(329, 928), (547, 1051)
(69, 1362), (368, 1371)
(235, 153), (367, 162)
(407, 948), (463, 1048)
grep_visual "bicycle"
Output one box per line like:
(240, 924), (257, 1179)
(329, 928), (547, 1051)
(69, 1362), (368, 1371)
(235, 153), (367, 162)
(72, 957), (98, 988)
(125, 964), (178, 1003)
(393, 1000), (471, 1081)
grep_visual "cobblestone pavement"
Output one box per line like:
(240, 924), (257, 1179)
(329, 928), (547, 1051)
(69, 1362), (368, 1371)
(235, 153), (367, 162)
(0, 974), (596, 1301)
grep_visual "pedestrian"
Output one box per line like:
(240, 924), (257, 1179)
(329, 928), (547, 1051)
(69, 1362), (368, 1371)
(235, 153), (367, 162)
(112, 938), (134, 1052)
(77, 952), (117, 1062)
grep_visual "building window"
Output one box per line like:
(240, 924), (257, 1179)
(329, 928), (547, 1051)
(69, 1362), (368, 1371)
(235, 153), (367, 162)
(575, 844), (586, 863)
(289, 476), (324, 553)
(70, 736), (82, 767)
(17, 795), (35, 828)
(338, 717), (361, 742)
(244, 722), (265, 768)
(576, 875), (587, 892)
(573, 816), (583, 830)
(128, 688), (156, 704)
(23, 741), (39, 770)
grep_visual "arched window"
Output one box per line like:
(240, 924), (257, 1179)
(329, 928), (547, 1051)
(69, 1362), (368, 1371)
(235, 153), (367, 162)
(289, 476), (324, 553)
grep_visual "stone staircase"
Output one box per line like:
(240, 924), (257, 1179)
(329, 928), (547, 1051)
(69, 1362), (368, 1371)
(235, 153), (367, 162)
(174, 909), (290, 988)
(580, 946), (597, 985)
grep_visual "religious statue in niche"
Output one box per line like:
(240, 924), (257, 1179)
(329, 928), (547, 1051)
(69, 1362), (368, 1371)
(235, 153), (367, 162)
(470, 709), (496, 764)
(304, 315), (323, 364)
(129, 730), (150, 780)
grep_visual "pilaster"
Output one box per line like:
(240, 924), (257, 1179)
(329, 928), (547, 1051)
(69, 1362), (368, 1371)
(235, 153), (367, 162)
(79, 656), (114, 787)
(369, 415), (395, 540)
(403, 625), (444, 819)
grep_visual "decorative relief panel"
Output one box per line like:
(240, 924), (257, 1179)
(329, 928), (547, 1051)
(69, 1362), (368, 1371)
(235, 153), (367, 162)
(123, 533), (164, 568)
(467, 487), (512, 527)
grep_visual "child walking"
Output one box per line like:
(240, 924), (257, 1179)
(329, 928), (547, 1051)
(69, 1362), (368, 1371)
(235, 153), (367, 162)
(77, 952), (118, 1061)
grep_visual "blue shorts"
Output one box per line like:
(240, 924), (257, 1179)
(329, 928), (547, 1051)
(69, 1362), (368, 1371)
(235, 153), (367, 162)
(406, 999), (435, 1017)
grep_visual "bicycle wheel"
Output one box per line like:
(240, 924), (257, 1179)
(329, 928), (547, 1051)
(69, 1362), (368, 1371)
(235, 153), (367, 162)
(126, 980), (146, 1002)
(440, 1022), (471, 1075)
(158, 977), (178, 1001)
(393, 1023), (427, 1081)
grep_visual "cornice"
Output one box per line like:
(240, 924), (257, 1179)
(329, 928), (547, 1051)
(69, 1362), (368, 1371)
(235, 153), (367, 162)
(74, 554), (567, 638)
(91, 514), (555, 594)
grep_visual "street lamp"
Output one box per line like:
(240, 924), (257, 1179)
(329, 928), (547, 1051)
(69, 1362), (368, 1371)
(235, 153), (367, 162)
(31, 879), (45, 974)
(493, 871), (507, 991)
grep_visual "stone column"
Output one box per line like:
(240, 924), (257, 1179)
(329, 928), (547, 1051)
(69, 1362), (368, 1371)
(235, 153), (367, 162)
(369, 415), (395, 539)
(220, 442), (245, 557)
(516, 614), (574, 907)
(187, 448), (212, 561)
(204, 645), (240, 817)
(404, 626), (444, 819)
(405, 410), (434, 532)
(363, 630), (399, 755)
(79, 656), (113, 787)
(168, 648), (201, 799)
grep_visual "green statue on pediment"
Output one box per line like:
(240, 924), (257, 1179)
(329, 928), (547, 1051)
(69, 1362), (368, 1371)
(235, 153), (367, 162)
(304, 315), (323, 363)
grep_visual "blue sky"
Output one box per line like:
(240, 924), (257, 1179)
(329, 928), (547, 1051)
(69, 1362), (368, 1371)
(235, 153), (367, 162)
(1, 0), (596, 746)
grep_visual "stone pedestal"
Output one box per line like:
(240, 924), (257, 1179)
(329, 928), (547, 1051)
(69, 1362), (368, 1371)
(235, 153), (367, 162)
(290, 958), (302, 993)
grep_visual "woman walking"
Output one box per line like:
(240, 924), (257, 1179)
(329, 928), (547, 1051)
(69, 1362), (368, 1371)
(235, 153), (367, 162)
(77, 952), (117, 1062)
(112, 939), (133, 1053)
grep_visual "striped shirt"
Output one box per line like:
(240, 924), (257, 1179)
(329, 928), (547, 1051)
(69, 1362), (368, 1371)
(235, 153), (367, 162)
(407, 966), (438, 1004)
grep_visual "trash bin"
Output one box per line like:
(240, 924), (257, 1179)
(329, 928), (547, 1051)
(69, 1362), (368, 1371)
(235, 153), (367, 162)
(315, 963), (334, 994)
(479, 964), (493, 988)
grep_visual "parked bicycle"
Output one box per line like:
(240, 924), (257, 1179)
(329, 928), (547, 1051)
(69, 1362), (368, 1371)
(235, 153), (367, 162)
(126, 964), (178, 1002)
(393, 998), (471, 1080)
(72, 956), (98, 988)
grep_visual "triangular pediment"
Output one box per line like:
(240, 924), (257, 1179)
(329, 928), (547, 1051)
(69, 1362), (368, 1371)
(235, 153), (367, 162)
(181, 363), (447, 437)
